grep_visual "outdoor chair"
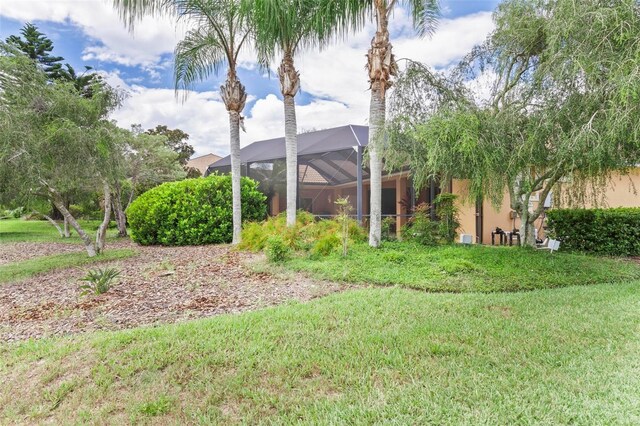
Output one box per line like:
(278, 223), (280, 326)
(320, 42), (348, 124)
(536, 238), (560, 253)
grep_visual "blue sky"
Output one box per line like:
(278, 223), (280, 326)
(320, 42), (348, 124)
(0, 0), (500, 156)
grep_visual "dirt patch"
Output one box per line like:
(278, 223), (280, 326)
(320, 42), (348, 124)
(0, 241), (349, 342)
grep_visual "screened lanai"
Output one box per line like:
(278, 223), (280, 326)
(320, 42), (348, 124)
(206, 124), (442, 230)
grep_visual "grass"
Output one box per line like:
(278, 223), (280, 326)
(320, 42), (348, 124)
(1, 282), (639, 424)
(280, 241), (640, 292)
(0, 219), (119, 244)
(0, 249), (138, 284)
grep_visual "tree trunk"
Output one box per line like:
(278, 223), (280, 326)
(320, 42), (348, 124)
(366, 2), (395, 247)
(368, 89), (385, 247)
(36, 211), (64, 237)
(519, 219), (536, 247)
(51, 194), (96, 257)
(279, 52), (300, 227)
(96, 181), (112, 254)
(229, 111), (243, 244)
(220, 70), (247, 245)
(63, 217), (70, 237)
(113, 182), (128, 237)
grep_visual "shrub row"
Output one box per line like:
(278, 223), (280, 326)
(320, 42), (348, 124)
(546, 207), (640, 256)
(126, 175), (266, 245)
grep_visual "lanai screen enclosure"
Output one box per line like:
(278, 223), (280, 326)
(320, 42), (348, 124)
(206, 125), (441, 230)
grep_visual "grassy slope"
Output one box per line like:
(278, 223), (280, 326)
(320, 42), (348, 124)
(0, 249), (138, 284)
(0, 219), (119, 244)
(283, 242), (640, 292)
(1, 282), (639, 424)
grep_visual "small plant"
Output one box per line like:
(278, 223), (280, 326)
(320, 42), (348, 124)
(401, 203), (439, 246)
(265, 235), (291, 263)
(311, 233), (340, 257)
(381, 217), (397, 241)
(334, 197), (353, 256)
(79, 267), (120, 296)
(434, 193), (460, 244)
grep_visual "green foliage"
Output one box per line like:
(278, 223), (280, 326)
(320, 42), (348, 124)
(144, 125), (193, 166)
(79, 267), (121, 296)
(386, 0), (640, 244)
(401, 203), (439, 246)
(311, 233), (341, 258)
(285, 241), (640, 293)
(240, 211), (366, 257)
(434, 193), (460, 244)
(126, 175), (266, 246)
(4, 281), (640, 423)
(265, 235), (291, 263)
(381, 217), (397, 241)
(334, 197), (353, 256)
(546, 208), (640, 256)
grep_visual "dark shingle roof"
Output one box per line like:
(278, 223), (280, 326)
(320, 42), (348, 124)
(206, 125), (368, 172)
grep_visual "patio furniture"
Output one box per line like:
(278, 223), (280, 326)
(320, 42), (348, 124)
(537, 238), (561, 253)
(505, 230), (521, 246)
(491, 228), (506, 245)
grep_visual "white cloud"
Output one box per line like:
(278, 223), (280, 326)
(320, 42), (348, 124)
(0, 0), (184, 71)
(5, 2), (496, 160)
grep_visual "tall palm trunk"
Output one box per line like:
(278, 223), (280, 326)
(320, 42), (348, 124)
(367, 0), (396, 247)
(221, 69), (247, 244)
(279, 51), (300, 227)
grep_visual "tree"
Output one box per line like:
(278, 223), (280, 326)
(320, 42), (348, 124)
(113, 0), (250, 244)
(245, 0), (339, 227)
(330, 0), (439, 247)
(112, 129), (186, 237)
(145, 124), (193, 165)
(5, 23), (65, 80)
(386, 0), (640, 246)
(0, 43), (124, 256)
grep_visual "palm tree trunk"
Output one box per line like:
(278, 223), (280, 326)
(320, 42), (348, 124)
(368, 89), (385, 247)
(367, 1), (395, 247)
(229, 110), (243, 244)
(221, 71), (248, 245)
(279, 52), (300, 227)
(284, 95), (298, 225)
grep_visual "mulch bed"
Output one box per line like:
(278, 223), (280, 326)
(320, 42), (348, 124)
(0, 242), (84, 265)
(0, 241), (349, 342)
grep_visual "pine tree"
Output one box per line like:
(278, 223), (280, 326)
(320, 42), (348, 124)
(6, 23), (65, 80)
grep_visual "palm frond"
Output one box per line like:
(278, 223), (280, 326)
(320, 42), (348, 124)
(174, 27), (227, 96)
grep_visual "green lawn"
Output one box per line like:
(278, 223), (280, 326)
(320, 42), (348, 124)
(0, 219), (119, 244)
(0, 249), (138, 284)
(1, 282), (639, 424)
(281, 241), (640, 292)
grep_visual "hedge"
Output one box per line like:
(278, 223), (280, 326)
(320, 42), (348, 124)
(546, 207), (640, 256)
(126, 175), (267, 245)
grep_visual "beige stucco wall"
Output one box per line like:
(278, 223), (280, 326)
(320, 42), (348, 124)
(453, 169), (640, 244)
(187, 153), (222, 175)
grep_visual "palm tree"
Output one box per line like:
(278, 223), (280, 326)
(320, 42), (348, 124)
(113, 0), (249, 244)
(331, 0), (439, 247)
(245, 0), (334, 227)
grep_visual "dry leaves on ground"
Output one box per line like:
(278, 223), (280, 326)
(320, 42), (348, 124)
(0, 241), (348, 342)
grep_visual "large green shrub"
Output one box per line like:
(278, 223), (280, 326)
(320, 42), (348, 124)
(546, 207), (640, 256)
(126, 175), (266, 245)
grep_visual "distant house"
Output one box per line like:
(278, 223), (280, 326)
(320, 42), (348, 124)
(206, 125), (640, 242)
(187, 153), (222, 175)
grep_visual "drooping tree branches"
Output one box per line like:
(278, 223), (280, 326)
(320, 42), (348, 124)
(386, 0), (640, 246)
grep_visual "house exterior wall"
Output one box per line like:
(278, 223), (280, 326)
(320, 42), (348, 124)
(453, 169), (640, 244)
(187, 153), (222, 175)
